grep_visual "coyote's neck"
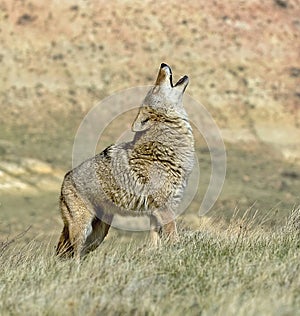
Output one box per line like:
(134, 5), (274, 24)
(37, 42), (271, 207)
(133, 106), (194, 148)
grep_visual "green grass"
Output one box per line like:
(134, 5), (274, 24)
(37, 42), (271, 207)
(1, 209), (299, 316)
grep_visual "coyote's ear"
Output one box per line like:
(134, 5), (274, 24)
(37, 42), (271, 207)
(132, 111), (152, 132)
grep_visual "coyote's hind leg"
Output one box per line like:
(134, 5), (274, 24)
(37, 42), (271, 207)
(57, 191), (94, 260)
(82, 213), (114, 255)
(56, 198), (74, 258)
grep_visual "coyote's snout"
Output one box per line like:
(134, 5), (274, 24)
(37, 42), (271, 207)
(56, 63), (195, 259)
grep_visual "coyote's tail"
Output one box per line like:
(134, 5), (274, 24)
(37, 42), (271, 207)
(56, 225), (73, 258)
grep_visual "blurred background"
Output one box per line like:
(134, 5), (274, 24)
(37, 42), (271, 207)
(0, 0), (299, 240)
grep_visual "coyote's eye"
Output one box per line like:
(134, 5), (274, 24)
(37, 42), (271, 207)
(141, 118), (150, 124)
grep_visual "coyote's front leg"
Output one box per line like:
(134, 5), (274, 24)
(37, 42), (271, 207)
(150, 208), (178, 246)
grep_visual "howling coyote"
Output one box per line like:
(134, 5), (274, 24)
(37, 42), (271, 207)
(56, 63), (195, 259)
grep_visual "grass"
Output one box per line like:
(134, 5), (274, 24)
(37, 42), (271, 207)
(0, 209), (299, 316)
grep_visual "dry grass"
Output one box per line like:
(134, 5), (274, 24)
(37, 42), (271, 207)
(0, 209), (299, 316)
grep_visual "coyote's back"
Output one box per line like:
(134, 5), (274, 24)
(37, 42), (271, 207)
(56, 63), (195, 259)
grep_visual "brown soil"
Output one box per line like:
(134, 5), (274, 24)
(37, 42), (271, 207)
(0, 0), (299, 237)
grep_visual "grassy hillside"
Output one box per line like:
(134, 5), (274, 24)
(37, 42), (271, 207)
(1, 209), (299, 315)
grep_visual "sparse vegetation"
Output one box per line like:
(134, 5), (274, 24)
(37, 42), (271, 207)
(1, 209), (299, 315)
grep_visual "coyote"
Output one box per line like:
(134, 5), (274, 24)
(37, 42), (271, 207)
(56, 63), (195, 259)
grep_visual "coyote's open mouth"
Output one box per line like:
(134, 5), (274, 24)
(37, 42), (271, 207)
(160, 63), (188, 88)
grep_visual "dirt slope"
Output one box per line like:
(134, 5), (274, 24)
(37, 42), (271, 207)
(0, 0), (299, 234)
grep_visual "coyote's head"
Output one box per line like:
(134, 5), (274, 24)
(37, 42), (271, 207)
(132, 63), (189, 132)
